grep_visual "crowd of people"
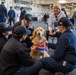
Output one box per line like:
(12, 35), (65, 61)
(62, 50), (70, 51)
(0, 2), (27, 26)
(0, 1), (76, 75)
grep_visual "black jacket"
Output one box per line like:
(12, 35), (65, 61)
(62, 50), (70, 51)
(20, 10), (26, 21)
(13, 21), (34, 48)
(0, 37), (37, 75)
(0, 35), (8, 53)
(0, 5), (7, 17)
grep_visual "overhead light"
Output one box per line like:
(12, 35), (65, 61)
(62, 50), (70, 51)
(66, 5), (68, 6)
(57, 0), (67, 4)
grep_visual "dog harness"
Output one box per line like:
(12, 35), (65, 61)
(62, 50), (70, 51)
(34, 39), (48, 54)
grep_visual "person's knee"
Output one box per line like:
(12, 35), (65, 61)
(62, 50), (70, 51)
(35, 61), (43, 67)
(39, 57), (48, 64)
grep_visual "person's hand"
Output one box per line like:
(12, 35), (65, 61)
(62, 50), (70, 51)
(49, 30), (56, 35)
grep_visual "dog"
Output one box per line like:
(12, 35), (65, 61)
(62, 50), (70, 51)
(30, 27), (49, 59)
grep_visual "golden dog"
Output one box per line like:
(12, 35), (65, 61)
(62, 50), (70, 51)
(30, 27), (49, 59)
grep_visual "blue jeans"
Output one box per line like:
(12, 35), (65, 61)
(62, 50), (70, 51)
(13, 61), (42, 75)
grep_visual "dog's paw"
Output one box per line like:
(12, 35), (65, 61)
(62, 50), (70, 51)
(44, 51), (50, 57)
(31, 46), (37, 51)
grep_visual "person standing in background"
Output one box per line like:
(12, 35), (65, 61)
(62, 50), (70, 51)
(71, 11), (76, 29)
(8, 6), (15, 26)
(43, 13), (48, 24)
(0, 2), (7, 23)
(61, 8), (68, 17)
(20, 7), (26, 21)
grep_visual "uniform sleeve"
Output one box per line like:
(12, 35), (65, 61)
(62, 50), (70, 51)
(17, 44), (37, 66)
(48, 43), (57, 50)
(53, 37), (69, 61)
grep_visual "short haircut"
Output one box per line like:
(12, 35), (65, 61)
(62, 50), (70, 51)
(53, 2), (61, 10)
(1, 2), (4, 5)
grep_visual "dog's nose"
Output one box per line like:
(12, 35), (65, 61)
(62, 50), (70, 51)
(38, 33), (40, 36)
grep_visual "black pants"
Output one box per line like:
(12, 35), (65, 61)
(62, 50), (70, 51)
(13, 61), (42, 75)
(9, 18), (15, 26)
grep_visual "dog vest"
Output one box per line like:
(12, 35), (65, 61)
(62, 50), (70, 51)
(34, 39), (48, 54)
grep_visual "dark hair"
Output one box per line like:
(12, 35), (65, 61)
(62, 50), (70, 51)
(20, 7), (24, 10)
(1, 2), (4, 5)
(64, 21), (73, 28)
(69, 22), (73, 29)
(10, 6), (12, 8)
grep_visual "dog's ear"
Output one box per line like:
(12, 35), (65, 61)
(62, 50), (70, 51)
(30, 30), (36, 40)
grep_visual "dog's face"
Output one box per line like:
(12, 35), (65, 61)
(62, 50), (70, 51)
(30, 27), (46, 44)
(36, 27), (45, 38)
(32, 27), (46, 39)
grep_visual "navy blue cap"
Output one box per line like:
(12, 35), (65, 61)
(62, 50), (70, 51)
(13, 26), (31, 35)
(25, 14), (33, 22)
(0, 23), (12, 33)
(54, 17), (71, 27)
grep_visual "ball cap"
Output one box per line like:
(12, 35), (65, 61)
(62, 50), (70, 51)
(0, 23), (12, 33)
(13, 26), (31, 35)
(54, 17), (71, 27)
